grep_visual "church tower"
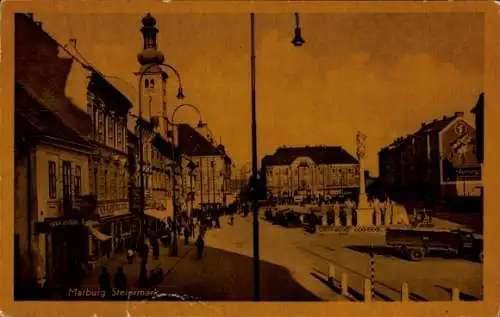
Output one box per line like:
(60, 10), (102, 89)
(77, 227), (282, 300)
(136, 13), (168, 135)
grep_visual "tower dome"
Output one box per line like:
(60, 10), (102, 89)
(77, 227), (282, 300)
(142, 13), (157, 26)
(137, 13), (165, 68)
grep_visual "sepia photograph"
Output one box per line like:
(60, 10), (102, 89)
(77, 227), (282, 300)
(10, 6), (485, 305)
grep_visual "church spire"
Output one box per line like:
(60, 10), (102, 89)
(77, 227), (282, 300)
(137, 13), (165, 69)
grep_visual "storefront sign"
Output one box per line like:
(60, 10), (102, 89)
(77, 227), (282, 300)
(35, 218), (83, 234)
(442, 163), (482, 182)
(129, 187), (141, 213)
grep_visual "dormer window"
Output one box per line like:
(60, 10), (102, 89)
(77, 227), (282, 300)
(145, 79), (150, 88)
(150, 80), (155, 88)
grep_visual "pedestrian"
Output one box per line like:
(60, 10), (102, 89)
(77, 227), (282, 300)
(138, 259), (148, 288)
(113, 266), (127, 300)
(127, 248), (135, 264)
(189, 219), (195, 239)
(229, 213), (234, 226)
(151, 238), (159, 260)
(183, 225), (190, 245)
(98, 265), (111, 300)
(196, 234), (205, 259)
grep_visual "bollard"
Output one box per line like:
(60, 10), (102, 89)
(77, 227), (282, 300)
(374, 211), (381, 226)
(328, 263), (335, 285)
(369, 251), (375, 298)
(346, 212), (352, 227)
(341, 272), (349, 296)
(401, 282), (409, 302)
(451, 287), (460, 301)
(363, 278), (372, 302)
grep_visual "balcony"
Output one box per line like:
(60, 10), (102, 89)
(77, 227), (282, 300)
(71, 194), (100, 221)
(96, 199), (129, 218)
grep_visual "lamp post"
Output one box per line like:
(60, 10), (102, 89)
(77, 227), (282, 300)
(137, 62), (184, 263)
(168, 102), (204, 255)
(249, 12), (305, 301)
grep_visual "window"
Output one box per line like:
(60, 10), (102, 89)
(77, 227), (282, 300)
(145, 79), (150, 88)
(97, 110), (105, 143)
(48, 161), (57, 199)
(75, 165), (82, 195)
(150, 80), (155, 88)
(113, 170), (118, 198)
(117, 122), (123, 151)
(108, 116), (115, 147)
(104, 169), (108, 198)
(93, 167), (99, 195)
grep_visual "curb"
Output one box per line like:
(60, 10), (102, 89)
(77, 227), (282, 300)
(316, 226), (386, 234)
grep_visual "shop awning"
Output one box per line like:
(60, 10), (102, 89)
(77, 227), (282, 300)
(87, 225), (112, 241)
(145, 209), (173, 222)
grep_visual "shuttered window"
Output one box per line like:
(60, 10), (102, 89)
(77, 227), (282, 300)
(75, 165), (82, 195)
(48, 161), (57, 199)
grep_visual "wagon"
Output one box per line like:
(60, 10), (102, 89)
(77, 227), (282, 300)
(385, 227), (483, 262)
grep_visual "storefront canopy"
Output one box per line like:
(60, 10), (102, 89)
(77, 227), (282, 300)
(87, 225), (112, 241)
(145, 209), (173, 222)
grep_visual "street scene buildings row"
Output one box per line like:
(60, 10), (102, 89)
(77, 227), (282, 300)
(14, 13), (233, 294)
(261, 100), (484, 204)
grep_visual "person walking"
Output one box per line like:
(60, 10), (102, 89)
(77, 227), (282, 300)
(98, 265), (111, 300)
(183, 225), (190, 245)
(127, 248), (135, 264)
(189, 219), (195, 239)
(196, 234), (205, 260)
(113, 266), (127, 300)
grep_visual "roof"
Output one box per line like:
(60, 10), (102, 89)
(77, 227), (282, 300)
(15, 84), (93, 147)
(380, 112), (459, 152)
(177, 123), (225, 157)
(471, 93), (484, 114)
(87, 69), (133, 114)
(152, 133), (177, 160)
(262, 146), (358, 166)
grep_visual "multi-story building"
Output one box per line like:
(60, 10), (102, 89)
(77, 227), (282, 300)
(378, 110), (482, 201)
(261, 146), (360, 199)
(471, 93), (484, 165)
(14, 83), (96, 296)
(14, 13), (137, 292)
(177, 123), (232, 211)
(131, 13), (177, 226)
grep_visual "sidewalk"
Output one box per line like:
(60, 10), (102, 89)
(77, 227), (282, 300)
(78, 236), (195, 290)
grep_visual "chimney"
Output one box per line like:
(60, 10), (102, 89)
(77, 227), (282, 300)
(421, 122), (426, 127)
(26, 13), (34, 20)
(442, 116), (447, 120)
(35, 21), (43, 28)
(69, 38), (77, 48)
(455, 111), (464, 117)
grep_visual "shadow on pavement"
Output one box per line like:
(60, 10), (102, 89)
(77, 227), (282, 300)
(345, 245), (406, 260)
(346, 245), (478, 263)
(154, 246), (323, 301)
(434, 285), (482, 301)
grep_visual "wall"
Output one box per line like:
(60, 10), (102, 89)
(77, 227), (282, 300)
(14, 151), (31, 282)
(191, 155), (226, 206)
(35, 142), (90, 220)
(266, 161), (360, 196)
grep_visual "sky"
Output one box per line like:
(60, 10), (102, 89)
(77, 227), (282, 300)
(32, 12), (484, 175)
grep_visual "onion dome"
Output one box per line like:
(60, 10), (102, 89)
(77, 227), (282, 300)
(142, 13), (157, 27)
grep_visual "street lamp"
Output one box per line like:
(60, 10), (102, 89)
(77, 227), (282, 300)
(137, 62), (184, 264)
(249, 12), (305, 301)
(168, 102), (204, 255)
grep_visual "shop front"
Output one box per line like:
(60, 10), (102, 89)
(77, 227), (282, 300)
(35, 218), (89, 290)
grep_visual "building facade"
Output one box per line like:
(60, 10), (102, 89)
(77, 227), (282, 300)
(378, 110), (482, 201)
(261, 146), (360, 199)
(14, 13), (139, 293)
(471, 93), (484, 165)
(131, 13), (177, 226)
(177, 123), (232, 211)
